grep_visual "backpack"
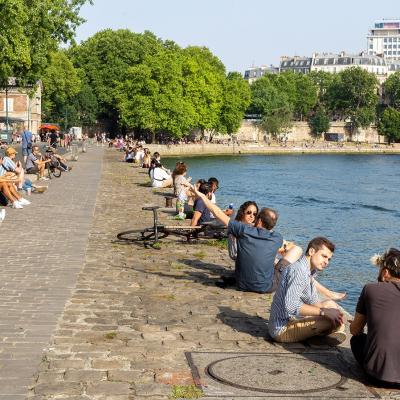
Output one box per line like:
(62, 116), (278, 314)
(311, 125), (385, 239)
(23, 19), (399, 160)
(0, 192), (8, 206)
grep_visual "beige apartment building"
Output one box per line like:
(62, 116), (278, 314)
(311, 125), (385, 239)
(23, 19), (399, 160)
(0, 78), (42, 134)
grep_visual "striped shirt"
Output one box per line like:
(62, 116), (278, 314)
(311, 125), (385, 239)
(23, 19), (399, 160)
(268, 255), (319, 337)
(0, 157), (16, 176)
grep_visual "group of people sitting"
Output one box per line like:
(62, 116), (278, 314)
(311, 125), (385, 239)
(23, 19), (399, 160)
(186, 184), (400, 387)
(0, 144), (72, 221)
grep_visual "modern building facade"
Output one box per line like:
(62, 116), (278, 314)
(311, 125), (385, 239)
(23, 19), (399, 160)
(0, 79), (42, 134)
(367, 19), (400, 60)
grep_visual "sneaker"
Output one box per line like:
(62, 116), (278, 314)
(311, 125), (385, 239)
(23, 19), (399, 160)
(173, 213), (186, 220)
(0, 209), (5, 221)
(40, 177), (49, 181)
(12, 201), (23, 209)
(325, 329), (347, 345)
(19, 198), (31, 206)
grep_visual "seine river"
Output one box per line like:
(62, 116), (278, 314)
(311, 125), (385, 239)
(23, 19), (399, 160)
(165, 154), (400, 313)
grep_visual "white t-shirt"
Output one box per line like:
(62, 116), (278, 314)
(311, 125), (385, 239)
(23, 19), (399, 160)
(150, 167), (171, 188)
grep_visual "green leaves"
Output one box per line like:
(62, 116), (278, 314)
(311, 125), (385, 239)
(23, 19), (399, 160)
(0, 0), (90, 85)
(378, 107), (400, 143)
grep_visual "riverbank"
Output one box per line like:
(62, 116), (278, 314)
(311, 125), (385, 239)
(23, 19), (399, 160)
(148, 142), (400, 157)
(26, 148), (399, 399)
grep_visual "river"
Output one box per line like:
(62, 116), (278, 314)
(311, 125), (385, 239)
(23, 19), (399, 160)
(164, 154), (400, 313)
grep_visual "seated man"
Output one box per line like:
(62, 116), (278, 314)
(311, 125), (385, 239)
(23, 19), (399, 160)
(268, 237), (346, 344)
(190, 185), (302, 293)
(350, 248), (400, 386)
(0, 147), (25, 190)
(26, 145), (50, 179)
(190, 182), (213, 226)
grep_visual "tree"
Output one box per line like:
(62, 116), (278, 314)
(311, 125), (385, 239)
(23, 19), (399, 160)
(0, 0), (90, 86)
(326, 67), (378, 138)
(309, 70), (335, 108)
(41, 51), (81, 124)
(116, 44), (196, 140)
(219, 72), (251, 134)
(70, 29), (163, 127)
(292, 73), (318, 120)
(249, 76), (293, 138)
(383, 72), (400, 109)
(309, 107), (330, 136)
(378, 107), (400, 143)
(182, 46), (226, 136)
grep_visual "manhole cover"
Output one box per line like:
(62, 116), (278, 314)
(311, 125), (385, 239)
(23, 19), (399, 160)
(206, 354), (346, 394)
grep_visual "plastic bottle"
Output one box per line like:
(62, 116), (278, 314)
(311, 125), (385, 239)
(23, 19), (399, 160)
(228, 203), (234, 210)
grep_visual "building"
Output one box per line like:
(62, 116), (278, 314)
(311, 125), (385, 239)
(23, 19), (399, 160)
(367, 19), (400, 60)
(311, 51), (388, 83)
(243, 65), (279, 83)
(279, 56), (313, 74)
(0, 78), (42, 135)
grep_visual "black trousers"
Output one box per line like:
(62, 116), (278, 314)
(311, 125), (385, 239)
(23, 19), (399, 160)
(351, 334), (400, 388)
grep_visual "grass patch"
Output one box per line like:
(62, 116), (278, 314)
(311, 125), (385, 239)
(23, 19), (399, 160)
(152, 242), (162, 250)
(169, 385), (203, 399)
(170, 262), (185, 270)
(105, 332), (117, 340)
(193, 251), (206, 260)
(204, 238), (228, 249)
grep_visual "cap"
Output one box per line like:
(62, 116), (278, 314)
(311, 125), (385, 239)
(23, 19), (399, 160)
(5, 147), (17, 156)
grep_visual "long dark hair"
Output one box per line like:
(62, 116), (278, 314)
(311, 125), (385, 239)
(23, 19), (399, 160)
(235, 201), (259, 222)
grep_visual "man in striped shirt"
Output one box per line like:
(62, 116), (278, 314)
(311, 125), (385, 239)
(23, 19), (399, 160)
(269, 237), (346, 344)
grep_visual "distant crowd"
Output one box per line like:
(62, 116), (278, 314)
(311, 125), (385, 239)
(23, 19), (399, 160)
(0, 130), (73, 222)
(116, 140), (400, 388)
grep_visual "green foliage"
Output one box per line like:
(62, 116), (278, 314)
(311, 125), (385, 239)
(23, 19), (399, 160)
(383, 72), (400, 110)
(309, 70), (335, 108)
(169, 385), (203, 399)
(249, 76), (293, 137)
(309, 108), (331, 136)
(219, 72), (251, 134)
(378, 107), (400, 143)
(0, 0), (90, 86)
(41, 51), (81, 123)
(326, 67), (378, 130)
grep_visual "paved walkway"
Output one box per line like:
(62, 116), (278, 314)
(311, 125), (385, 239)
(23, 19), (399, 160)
(0, 146), (103, 398)
(2, 147), (400, 399)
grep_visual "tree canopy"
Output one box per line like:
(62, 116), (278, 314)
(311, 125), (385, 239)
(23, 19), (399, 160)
(0, 0), (90, 86)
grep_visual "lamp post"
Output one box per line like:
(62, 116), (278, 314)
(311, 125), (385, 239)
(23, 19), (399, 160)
(5, 84), (9, 132)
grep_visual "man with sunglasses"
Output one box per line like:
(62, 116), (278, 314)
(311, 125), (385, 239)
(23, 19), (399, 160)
(190, 185), (301, 293)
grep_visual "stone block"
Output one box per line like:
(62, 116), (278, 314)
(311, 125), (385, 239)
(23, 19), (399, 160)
(91, 359), (127, 370)
(34, 382), (82, 396)
(85, 382), (132, 396)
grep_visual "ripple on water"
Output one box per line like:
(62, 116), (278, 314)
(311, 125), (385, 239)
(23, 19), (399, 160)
(165, 154), (400, 313)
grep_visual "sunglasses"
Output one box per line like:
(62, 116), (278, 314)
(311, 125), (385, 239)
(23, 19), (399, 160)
(245, 210), (258, 216)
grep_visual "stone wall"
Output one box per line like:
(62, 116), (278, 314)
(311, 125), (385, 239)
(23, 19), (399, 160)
(234, 120), (386, 144)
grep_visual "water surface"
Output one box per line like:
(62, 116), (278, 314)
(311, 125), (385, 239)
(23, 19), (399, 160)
(164, 154), (400, 313)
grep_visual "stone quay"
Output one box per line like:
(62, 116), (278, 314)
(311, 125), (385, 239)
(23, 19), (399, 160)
(0, 145), (398, 399)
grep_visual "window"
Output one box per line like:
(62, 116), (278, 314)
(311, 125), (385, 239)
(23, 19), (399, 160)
(3, 98), (13, 112)
(384, 38), (388, 42)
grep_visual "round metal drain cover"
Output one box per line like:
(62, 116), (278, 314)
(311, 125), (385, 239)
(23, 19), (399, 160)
(207, 354), (347, 394)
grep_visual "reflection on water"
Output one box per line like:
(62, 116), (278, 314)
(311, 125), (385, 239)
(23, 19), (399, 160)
(165, 154), (400, 313)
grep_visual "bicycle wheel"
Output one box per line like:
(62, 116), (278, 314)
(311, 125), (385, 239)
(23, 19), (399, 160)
(51, 166), (62, 178)
(116, 228), (168, 243)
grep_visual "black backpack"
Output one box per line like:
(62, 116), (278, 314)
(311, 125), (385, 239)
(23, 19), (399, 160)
(0, 191), (8, 206)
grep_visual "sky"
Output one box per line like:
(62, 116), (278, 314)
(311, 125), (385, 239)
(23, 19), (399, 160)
(75, 0), (400, 73)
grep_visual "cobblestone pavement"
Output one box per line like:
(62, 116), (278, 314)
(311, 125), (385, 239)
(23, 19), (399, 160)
(5, 148), (399, 399)
(0, 146), (103, 399)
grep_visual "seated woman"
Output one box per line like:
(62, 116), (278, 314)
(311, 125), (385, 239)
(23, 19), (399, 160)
(124, 146), (135, 163)
(142, 148), (151, 168)
(149, 161), (173, 188)
(0, 147), (25, 190)
(0, 173), (31, 209)
(228, 201), (259, 261)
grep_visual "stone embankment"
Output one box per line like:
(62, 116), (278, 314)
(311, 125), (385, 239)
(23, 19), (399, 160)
(2, 146), (397, 399)
(147, 142), (400, 157)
